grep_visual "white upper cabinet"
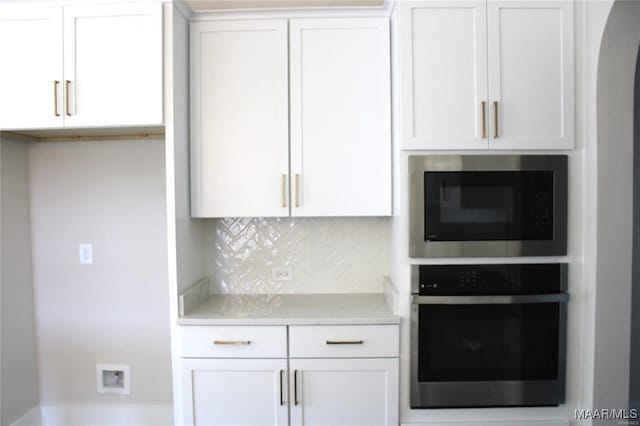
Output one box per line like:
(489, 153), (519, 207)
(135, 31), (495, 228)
(400, 1), (488, 150)
(191, 17), (391, 218)
(63, 4), (163, 128)
(190, 19), (289, 218)
(289, 18), (391, 216)
(487, 1), (574, 149)
(0, 8), (63, 130)
(0, 3), (162, 131)
(400, 0), (574, 150)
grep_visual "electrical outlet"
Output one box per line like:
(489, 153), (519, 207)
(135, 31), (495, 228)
(272, 267), (293, 281)
(79, 243), (93, 265)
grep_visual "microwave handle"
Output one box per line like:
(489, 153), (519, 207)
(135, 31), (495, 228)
(412, 293), (569, 305)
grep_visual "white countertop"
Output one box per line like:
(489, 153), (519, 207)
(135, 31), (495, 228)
(178, 293), (400, 325)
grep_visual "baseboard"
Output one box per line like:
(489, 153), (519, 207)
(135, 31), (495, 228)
(401, 421), (569, 426)
(40, 404), (173, 426)
(10, 406), (42, 426)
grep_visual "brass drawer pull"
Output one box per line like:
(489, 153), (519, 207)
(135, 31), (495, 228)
(213, 340), (251, 345)
(281, 174), (287, 208)
(493, 100), (499, 138)
(65, 80), (72, 116)
(54, 80), (60, 117)
(326, 340), (364, 345)
(293, 369), (299, 405)
(481, 101), (486, 139)
(279, 370), (284, 406)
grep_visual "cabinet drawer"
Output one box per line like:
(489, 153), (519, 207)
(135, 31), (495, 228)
(289, 325), (399, 358)
(181, 326), (287, 358)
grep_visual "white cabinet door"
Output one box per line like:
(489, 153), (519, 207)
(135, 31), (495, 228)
(182, 358), (288, 426)
(289, 18), (391, 216)
(487, 1), (574, 149)
(190, 19), (289, 218)
(62, 3), (162, 128)
(0, 7), (63, 130)
(289, 358), (399, 426)
(400, 1), (488, 150)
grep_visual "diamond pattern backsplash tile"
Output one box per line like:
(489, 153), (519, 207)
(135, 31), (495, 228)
(206, 217), (390, 294)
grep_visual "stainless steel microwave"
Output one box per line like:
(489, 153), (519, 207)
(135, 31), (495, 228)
(409, 155), (568, 258)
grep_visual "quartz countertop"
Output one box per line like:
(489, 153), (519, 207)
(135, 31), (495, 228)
(177, 293), (400, 325)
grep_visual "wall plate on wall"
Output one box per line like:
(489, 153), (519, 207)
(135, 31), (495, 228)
(96, 364), (130, 395)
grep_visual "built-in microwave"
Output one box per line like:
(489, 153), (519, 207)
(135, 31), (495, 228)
(409, 155), (567, 258)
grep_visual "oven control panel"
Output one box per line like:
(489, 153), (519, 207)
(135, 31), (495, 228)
(416, 263), (567, 295)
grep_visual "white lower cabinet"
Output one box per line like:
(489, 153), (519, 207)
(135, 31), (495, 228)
(180, 324), (399, 426)
(289, 358), (399, 426)
(288, 325), (399, 426)
(182, 358), (289, 426)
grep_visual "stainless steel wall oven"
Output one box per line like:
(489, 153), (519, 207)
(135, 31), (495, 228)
(409, 155), (568, 258)
(410, 263), (568, 408)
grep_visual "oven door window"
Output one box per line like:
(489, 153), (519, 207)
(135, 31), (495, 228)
(417, 303), (560, 382)
(424, 171), (554, 241)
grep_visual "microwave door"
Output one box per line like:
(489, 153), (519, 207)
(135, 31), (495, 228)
(409, 155), (567, 258)
(426, 172), (524, 242)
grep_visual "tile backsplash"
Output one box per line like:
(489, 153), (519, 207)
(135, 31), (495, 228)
(205, 217), (390, 294)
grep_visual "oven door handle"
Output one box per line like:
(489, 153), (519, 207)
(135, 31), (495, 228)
(412, 293), (569, 305)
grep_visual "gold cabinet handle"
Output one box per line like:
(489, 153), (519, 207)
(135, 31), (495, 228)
(281, 174), (287, 208)
(481, 101), (486, 139)
(295, 174), (300, 208)
(279, 370), (284, 406)
(54, 80), (60, 117)
(65, 80), (72, 116)
(493, 101), (499, 138)
(293, 369), (299, 405)
(212, 340), (251, 345)
(326, 340), (364, 345)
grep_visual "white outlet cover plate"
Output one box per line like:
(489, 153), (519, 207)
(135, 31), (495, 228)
(79, 243), (93, 265)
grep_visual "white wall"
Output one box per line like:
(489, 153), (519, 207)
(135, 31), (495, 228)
(631, 42), (640, 412)
(580, 1), (613, 416)
(165, 3), (204, 422)
(0, 135), (40, 425)
(171, 5), (207, 296)
(28, 139), (172, 413)
(593, 0), (640, 418)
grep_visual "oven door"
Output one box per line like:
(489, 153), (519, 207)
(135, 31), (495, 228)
(410, 294), (568, 408)
(409, 155), (567, 258)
